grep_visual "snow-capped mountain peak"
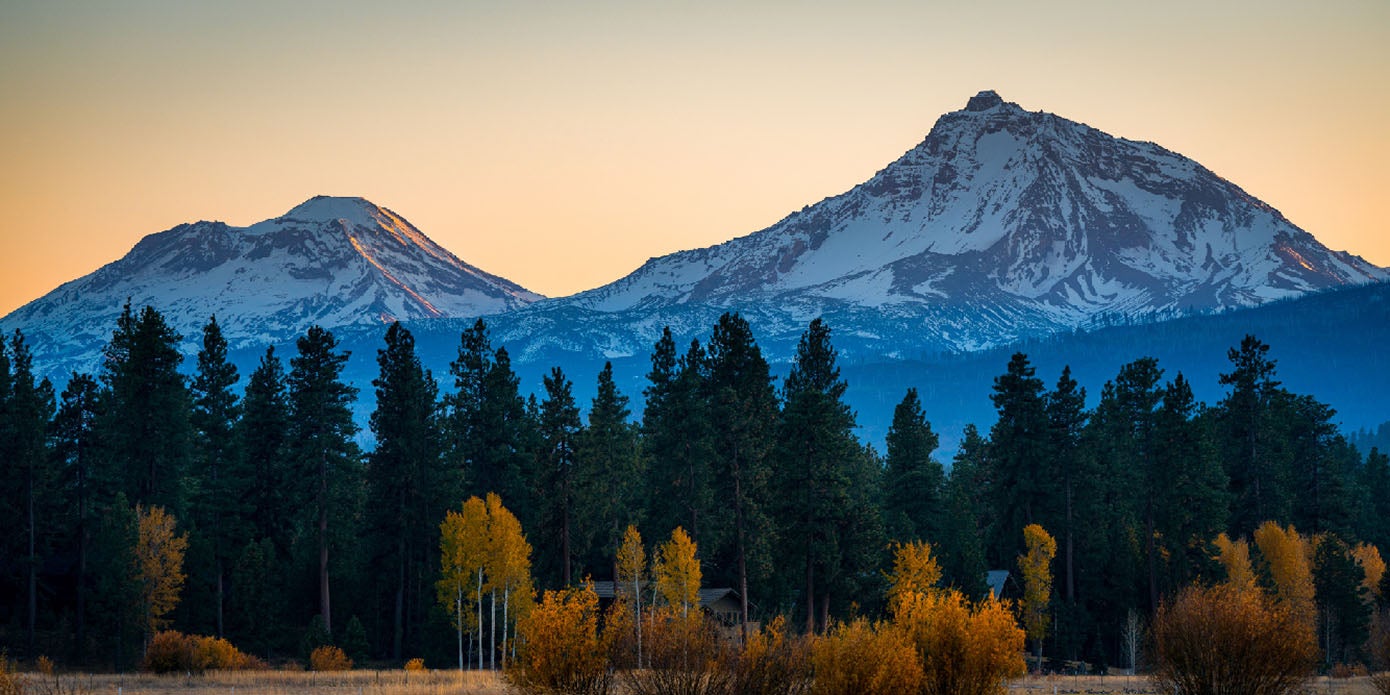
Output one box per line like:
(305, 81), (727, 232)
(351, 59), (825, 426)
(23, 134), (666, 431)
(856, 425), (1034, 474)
(1, 196), (541, 373)
(562, 90), (1384, 351)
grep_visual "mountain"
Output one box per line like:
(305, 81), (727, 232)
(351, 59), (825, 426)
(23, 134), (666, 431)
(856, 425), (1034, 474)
(0, 195), (541, 374)
(532, 90), (1382, 359)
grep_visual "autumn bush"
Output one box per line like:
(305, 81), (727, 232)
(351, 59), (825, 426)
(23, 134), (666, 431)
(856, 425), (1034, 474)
(1151, 583), (1316, 695)
(624, 607), (731, 695)
(404, 657), (426, 672)
(507, 584), (611, 695)
(893, 589), (1025, 695)
(308, 645), (353, 672)
(728, 617), (811, 695)
(810, 618), (922, 695)
(0, 652), (22, 695)
(142, 630), (267, 673)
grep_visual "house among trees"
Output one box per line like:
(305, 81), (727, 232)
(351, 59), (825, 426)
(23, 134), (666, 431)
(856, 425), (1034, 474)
(590, 581), (751, 628)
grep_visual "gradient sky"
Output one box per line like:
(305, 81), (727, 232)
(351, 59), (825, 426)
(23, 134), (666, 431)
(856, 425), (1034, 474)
(1, 0), (1386, 317)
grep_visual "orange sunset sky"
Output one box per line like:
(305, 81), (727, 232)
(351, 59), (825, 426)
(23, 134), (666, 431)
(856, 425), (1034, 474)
(0, 0), (1386, 318)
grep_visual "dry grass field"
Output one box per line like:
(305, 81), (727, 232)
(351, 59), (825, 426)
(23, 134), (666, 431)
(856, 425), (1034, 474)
(7, 669), (1386, 695)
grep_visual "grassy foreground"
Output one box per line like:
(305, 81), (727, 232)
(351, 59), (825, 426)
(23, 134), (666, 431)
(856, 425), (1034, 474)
(6, 669), (1383, 694)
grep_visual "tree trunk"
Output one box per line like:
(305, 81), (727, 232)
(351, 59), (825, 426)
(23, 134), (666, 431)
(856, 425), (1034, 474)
(394, 539), (406, 660)
(27, 462), (36, 660)
(476, 572), (484, 670)
(490, 589), (497, 670)
(805, 556), (815, 634)
(502, 584), (511, 669)
(456, 588), (464, 671)
(216, 561), (225, 637)
(734, 464), (750, 644)
(1065, 474), (1074, 604)
(319, 452), (332, 635)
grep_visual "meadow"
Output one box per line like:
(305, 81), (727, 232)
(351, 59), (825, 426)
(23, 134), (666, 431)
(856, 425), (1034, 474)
(5, 670), (1381, 695)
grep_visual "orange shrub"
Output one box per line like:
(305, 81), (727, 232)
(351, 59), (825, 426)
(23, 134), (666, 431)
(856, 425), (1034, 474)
(507, 584), (611, 695)
(624, 607), (731, 695)
(308, 645), (353, 671)
(0, 652), (21, 695)
(404, 657), (426, 672)
(893, 589), (1025, 695)
(810, 618), (923, 695)
(730, 617), (812, 695)
(143, 630), (266, 672)
(1151, 583), (1316, 695)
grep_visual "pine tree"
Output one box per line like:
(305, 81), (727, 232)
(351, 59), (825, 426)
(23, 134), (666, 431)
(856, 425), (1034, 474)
(367, 322), (446, 659)
(576, 362), (644, 580)
(98, 302), (194, 519)
(1044, 367), (1086, 606)
(1312, 533), (1369, 664)
(984, 353), (1049, 567)
(1360, 449), (1390, 551)
(2, 331), (56, 659)
(705, 312), (777, 635)
(287, 325), (361, 636)
(446, 319), (493, 496)
(939, 426), (989, 598)
(642, 329), (715, 547)
(1153, 374), (1226, 593)
(188, 315), (243, 637)
(773, 318), (873, 632)
(882, 387), (944, 543)
(536, 367), (583, 587)
(236, 348), (293, 555)
(1219, 335), (1287, 535)
(53, 372), (102, 660)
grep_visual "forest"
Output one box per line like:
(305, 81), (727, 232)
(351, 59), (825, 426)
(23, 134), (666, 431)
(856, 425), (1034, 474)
(1, 300), (1388, 674)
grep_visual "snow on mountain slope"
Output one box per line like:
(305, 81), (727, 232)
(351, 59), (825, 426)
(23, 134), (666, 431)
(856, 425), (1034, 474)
(1, 196), (541, 372)
(563, 91), (1384, 345)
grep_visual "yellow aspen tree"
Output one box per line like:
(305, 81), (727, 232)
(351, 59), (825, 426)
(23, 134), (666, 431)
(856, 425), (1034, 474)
(655, 527), (701, 618)
(1252, 521), (1316, 631)
(1352, 543), (1386, 603)
(135, 504), (188, 645)
(886, 541), (942, 616)
(438, 497), (489, 670)
(486, 493), (532, 669)
(1214, 532), (1257, 593)
(615, 524), (646, 667)
(1018, 523), (1056, 673)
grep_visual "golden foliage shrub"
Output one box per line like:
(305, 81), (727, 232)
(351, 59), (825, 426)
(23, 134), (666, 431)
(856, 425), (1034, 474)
(729, 617), (812, 695)
(507, 584), (611, 695)
(404, 657), (426, 672)
(894, 589), (1025, 695)
(624, 607), (731, 695)
(1151, 583), (1316, 695)
(308, 645), (353, 671)
(810, 619), (923, 695)
(143, 630), (267, 672)
(0, 652), (22, 695)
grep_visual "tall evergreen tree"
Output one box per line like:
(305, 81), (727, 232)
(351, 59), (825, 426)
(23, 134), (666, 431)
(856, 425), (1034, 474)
(236, 348), (293, 556)
(3, 332), (56, 659)
(1152, 374), (1226, 593)
(576, 362), (644, 580)
(1283, 394), (1356, 538)
(882, 387), (944, 543)
(52, 372), (102, 660)
(1312, 534), (1369, 664)
(368, 322), (445, 660)
(535, 367), (583, 587)
(1045, 366), (1086, 606)
(939, 425), (989, 597)
(287, 325), (361, 636)
(446, 319), (493, 496)
(1219, 334), (1287, 535)
(188, 315), (243, 636)
(642, 330), (715, 546)
(773, 318), (877, 632)
(984, 353), (1049, 567)
(705, 313), (778, 635)
(98, 302), (194, 518)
